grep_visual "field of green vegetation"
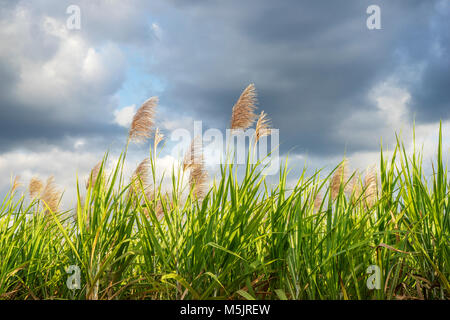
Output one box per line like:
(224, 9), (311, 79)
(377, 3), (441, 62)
(0, 86), (448, 300)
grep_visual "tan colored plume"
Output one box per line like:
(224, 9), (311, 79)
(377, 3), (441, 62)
(86, 161), (103, 190)
(154, 128), (164, 153)
(255, 111), (272, 143)
(128, 96), (158, 143)
(183, 136), (203, 171)
(349, 171), (363, 204)
(11, 175), (21, 193)
(143, 188), (155, 217)
(330, 158), (349, 201)
(184, 138), (208, 199)
(230, 84), (258, 131)
(41, 176), (61, 214)
(143, 191), (172, 220)
(363, 165), (378, 208)
(313, 192), (322, 213)
(130, 158), (151, 195)
(190, 163), (208, 199)
(29, 177), (44, 198)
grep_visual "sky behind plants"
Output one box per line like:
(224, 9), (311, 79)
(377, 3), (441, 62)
(0, 0), (449, 201)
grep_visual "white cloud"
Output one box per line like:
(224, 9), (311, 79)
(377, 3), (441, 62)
(0, 4), (132, 204)
(161, 116), (194, 131)
(74, 139), (86, 149)
(114, 105), (136, 128)
(370, 82), (410, 128)
(0, 5), (126, 122)
(151, 23), (162, 39)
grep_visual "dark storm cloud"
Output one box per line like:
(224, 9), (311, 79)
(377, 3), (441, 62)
(146, 0), (446, 155)
(0, 103), (122, 153)
(0, 0), (448, 158)
(409, 3), (450, 122)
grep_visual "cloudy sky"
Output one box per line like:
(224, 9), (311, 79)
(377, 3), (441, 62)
(1, 0), (449, 204)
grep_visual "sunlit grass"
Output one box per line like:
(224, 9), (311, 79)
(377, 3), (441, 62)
(0, 124), (448, 300)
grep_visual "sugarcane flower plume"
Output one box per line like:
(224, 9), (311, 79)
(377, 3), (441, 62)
(128, 96), (158, 143)
(230, 83), (258, 131)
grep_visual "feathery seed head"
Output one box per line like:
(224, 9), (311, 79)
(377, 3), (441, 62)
(255, 111), (272, 143)
(154, 128), (164, 152)
(129, 96), (158, 143)
(364, 165), (378, 208)
(86, 161), (103, 190)
(349, 171), (363, 204)
(189, 164), (208, 199)
(29, 177), (44, 198)
(230, 84), (258, 131)
(314, 192), (322, 213)
(184, 138), (208, 199)
(41, 176), (61, 214)
(144, 191), (172, 220)
(183, 136), (203, 171)
(330, 158), (349, 201)
(130, 158), (151, 195)
(11, 175), (21, 193)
